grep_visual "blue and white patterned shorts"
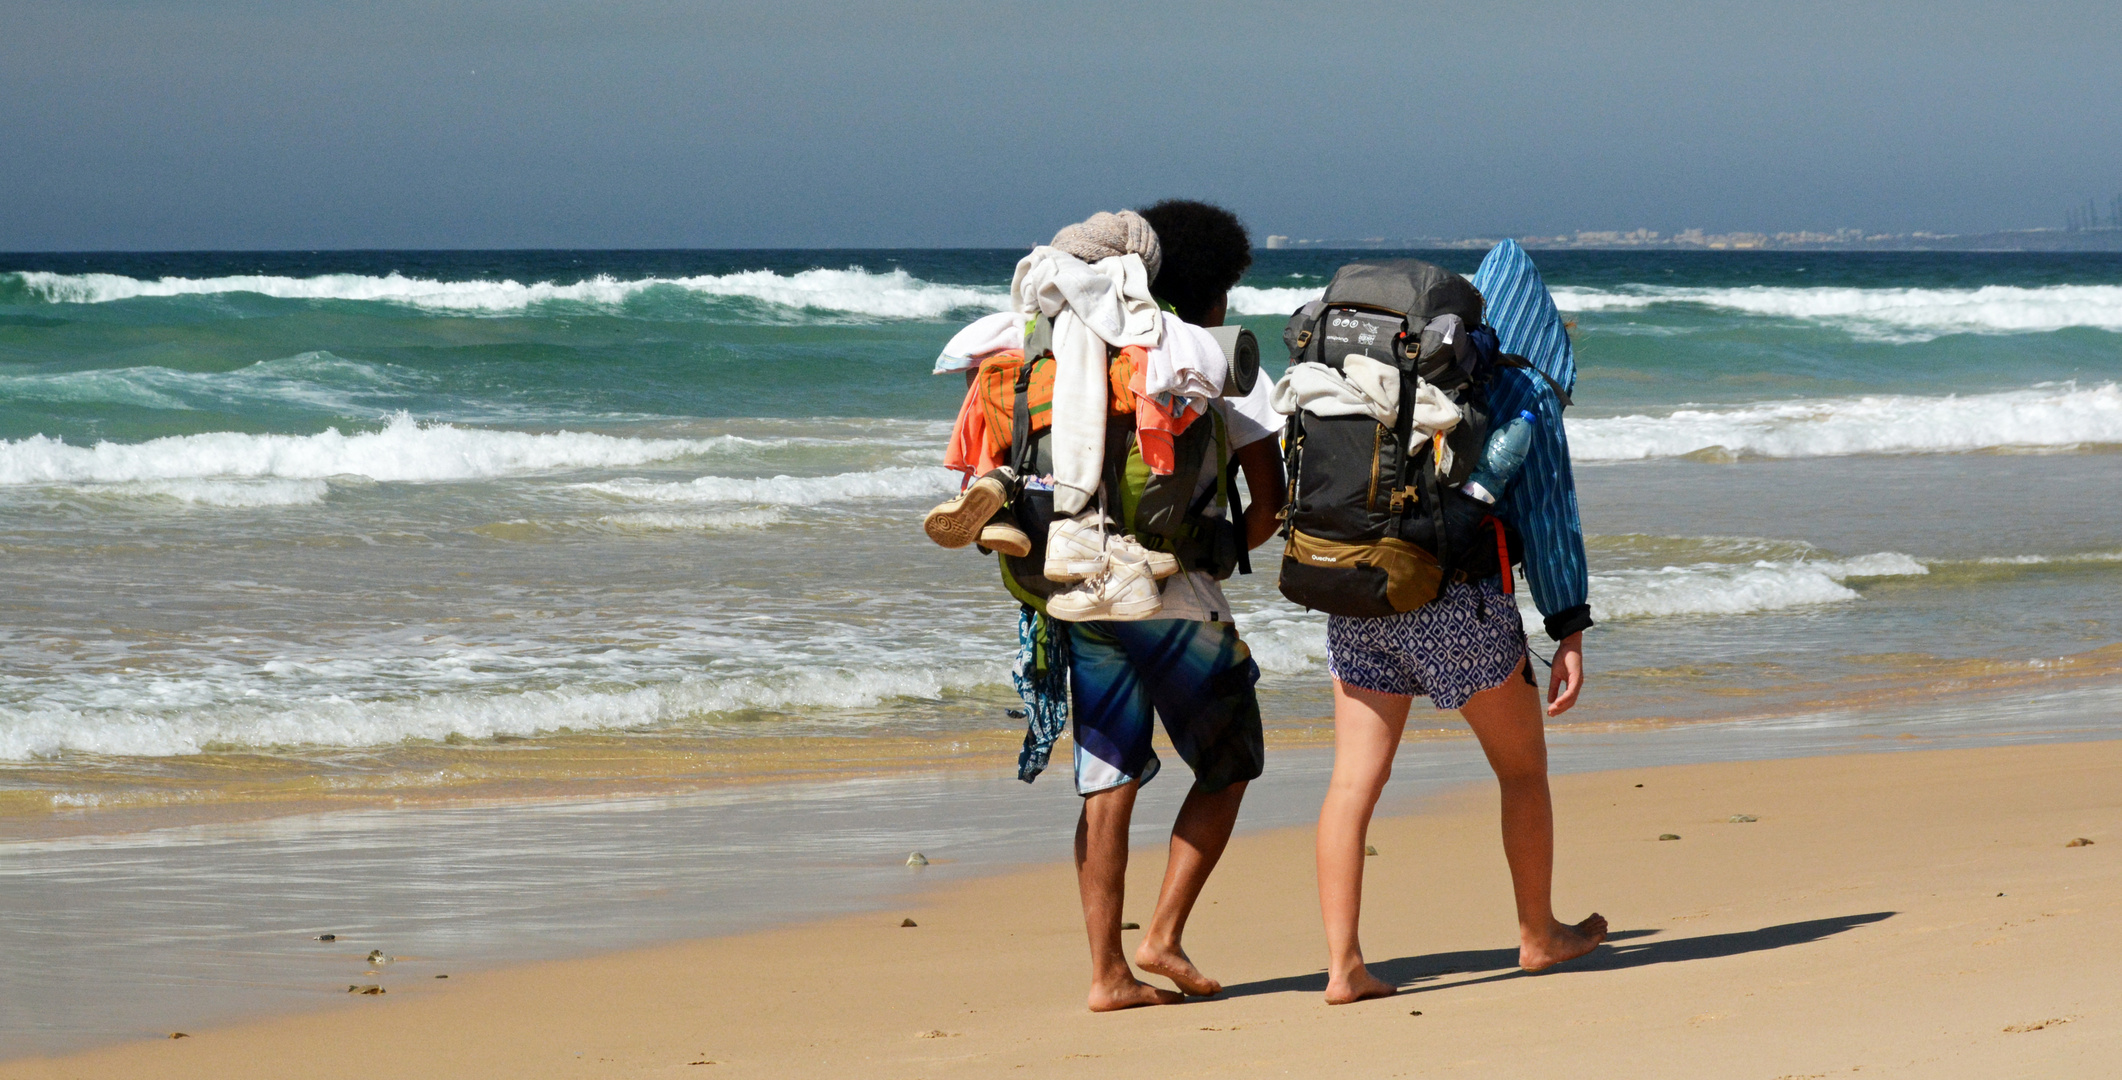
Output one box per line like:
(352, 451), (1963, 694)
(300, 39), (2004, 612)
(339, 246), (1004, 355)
(1326, 579), (1530, 710)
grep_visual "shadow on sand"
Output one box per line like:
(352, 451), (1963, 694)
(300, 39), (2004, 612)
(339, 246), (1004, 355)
(1216, 911), (1897, 1000)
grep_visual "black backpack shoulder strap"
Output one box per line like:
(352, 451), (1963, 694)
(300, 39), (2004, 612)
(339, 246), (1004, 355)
(1382, 317), (1422, 541)
(1223, 431), (1251, 576)
(1010, 315), (1049, 475)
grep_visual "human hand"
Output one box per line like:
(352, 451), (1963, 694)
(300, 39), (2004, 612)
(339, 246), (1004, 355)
(1545, 632), (1584, 717)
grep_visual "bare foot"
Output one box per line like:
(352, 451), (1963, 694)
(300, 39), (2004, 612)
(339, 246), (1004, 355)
(1520, 913), (1608, 972)
(1323, 964), (1397, 1005)
(1134, 941), (1222, 997)
(1087, 978), (1184, 1012)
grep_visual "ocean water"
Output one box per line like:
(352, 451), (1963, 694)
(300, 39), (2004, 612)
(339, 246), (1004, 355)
(1, 249), (2119, 806)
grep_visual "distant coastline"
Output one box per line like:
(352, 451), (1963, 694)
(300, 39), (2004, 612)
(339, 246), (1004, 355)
(1263, 226), (2122, 252)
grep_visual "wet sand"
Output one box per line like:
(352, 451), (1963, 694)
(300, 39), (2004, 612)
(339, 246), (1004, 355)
(7, 739), (2117, 1079)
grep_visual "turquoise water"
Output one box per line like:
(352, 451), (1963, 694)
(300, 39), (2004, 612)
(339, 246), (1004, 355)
(1, 249), (2118, 769)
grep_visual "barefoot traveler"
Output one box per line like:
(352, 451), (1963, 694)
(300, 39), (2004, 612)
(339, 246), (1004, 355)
(1278, 245), (1609, 1001)
(923, 202), (1288, 1010)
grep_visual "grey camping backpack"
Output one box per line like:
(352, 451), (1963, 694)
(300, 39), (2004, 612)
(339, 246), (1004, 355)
(1274, 259), (1516, 617)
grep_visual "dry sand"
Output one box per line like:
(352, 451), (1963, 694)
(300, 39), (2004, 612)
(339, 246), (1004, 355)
(7, 739), (2118, 1079)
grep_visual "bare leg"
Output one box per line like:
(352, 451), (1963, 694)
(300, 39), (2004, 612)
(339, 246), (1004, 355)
(1076, 781), (1183, 1011)
(1458, 658), (1608, 970)
(1317, 680), (1410, 1004)
(1134, 780), (1247, 996)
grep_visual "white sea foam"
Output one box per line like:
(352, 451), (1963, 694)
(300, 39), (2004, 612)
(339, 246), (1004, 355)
(577, 467), (959, 506)
(1232, 552), (1933, 666)
(1568, 382), (2122, 460)
(0, 352), (426, 416)
(0, 661), (1010, 760)
(29, 269), (2122, 338)
(0, 413), (743, 486)
(78, 479), (332, 507)
(1970, 550), (2122, 566)
(1229, 284), (1325, 316)
(1588, 553), (1928, 620)
(599, 508), (790, 531)
(1552, 283), (2122, 341)
(1232, 605), (1330, 676)
(13, 268), (1007, 320)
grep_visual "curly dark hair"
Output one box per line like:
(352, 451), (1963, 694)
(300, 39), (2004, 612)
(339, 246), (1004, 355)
(1137, 199), (1252, 325)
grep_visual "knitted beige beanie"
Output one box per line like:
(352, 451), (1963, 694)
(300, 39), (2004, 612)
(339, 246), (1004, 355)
(1049, 210), (1162, 282)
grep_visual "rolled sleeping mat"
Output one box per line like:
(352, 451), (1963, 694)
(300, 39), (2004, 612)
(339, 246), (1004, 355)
(1204, 325), (1259, 397)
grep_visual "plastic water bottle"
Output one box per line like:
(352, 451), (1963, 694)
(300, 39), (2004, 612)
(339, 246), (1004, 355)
(1461, 411), (1537, 504)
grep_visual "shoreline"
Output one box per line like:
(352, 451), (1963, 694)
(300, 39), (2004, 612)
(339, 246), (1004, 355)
(3, 689), (2116, 1058)
(6, 738), (2117, 1078)
(10, 649), (2119, 843)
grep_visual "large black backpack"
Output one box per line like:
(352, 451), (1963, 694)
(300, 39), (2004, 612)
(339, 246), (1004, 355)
(1275, 260), (1520, 618)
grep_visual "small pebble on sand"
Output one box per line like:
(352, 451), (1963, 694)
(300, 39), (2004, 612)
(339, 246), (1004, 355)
(1729, 814), (1757, 823)
(1658, 833), (1682, 841)
(1364, 845), (1379, 856)
(2066, 837), (2094, 847)
(436, 974), (449, 979)
(900, 918), (918, 927)
(315, 933), (336, 942)
(1120, 922), (1140, 930)
(347, 985), (385, 995)
(1409, 1011), (1423, 1017)
(168, 1032), (189, 1039)
(905, 852), (929, 867)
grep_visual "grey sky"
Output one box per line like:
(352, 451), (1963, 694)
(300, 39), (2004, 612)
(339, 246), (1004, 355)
(3, 0), (2118, 249)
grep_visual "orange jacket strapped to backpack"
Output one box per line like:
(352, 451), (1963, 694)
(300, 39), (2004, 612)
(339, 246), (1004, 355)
(945, 346), (1143, 479)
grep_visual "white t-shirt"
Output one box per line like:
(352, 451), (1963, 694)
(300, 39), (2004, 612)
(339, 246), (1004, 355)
(1153, 376), (1281, 624)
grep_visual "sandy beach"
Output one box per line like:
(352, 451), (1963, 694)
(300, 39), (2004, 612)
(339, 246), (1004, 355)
(7, 737), (2115, 1079)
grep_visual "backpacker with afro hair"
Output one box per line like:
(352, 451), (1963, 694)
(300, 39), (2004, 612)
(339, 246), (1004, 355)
(1138, 200), (1252, 326)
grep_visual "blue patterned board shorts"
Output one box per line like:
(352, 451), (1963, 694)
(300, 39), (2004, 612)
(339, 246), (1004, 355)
(1066, 619), (1265, 797)
(1326, 579), (1532, 710)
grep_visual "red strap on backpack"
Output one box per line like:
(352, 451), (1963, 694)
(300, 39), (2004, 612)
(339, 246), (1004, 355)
(1487, 516), (1513, 596)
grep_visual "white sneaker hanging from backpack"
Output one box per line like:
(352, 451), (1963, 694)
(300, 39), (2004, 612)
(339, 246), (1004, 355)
(1106, 535), (1179, 580)
(1045, 551), (1164, 622)
(1045, 511), (1115, 582)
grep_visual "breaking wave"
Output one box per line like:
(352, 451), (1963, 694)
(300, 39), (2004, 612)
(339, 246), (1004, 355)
(8, 267), (1007, 321)
(20, 269), (2122, 339)
(0, 352), (426, 416)
(0, 661), (1010, 759)
(1235, 550), (1934, 672)
(1233, 604), (1331, 677)
(1568, 382), (2122, 461)
(1551, 283), (2122, 341)
(1971, 550), (2122, 566)
(0, 413), (739, 485)
(1589, 553), (1928, 620)
(598, 508), (791, 531)
(1229, 284), (1326, 316)
(576, 466), (959, 506)
(68, 478), (332, 508)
